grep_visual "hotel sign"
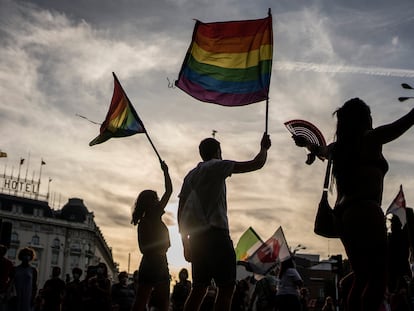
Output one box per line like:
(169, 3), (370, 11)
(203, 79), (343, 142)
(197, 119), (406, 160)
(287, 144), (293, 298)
(1, 175), (39, 194)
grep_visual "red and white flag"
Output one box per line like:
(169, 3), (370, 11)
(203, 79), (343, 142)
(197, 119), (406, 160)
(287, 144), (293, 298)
(246, 226), (291, 274)
(386, 185), (406, 227)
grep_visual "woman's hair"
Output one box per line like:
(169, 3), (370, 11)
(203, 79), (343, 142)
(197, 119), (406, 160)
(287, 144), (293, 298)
(279, 257), (295, 278)
(332, 98), (372, 190)
(18, 247), (36, 261)
(334, 98), (371, 142)
(131, 189), (157, 225)
(179, 268), (189, 280)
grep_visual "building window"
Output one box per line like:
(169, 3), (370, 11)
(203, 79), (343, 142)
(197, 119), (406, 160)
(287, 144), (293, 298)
(12, 204), (23, 213)
(70, 242), (81, 255)
(31, 235), (40, 245)
(52, 238), (60, 249)
(7, 248), (17, 259)
(51, 252), (59, 265)
(71, 255), (80, 267)
(11, 232), (18, 242)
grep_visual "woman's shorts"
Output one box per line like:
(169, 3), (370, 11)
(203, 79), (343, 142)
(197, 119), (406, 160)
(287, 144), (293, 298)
(138, 253), (170, 285)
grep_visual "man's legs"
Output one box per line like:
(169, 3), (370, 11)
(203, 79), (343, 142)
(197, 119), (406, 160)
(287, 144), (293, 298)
(215, 284), (236, 311)
(183, 286), (207, 311)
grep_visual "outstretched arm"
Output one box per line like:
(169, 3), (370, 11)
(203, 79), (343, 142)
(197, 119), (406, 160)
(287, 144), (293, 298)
(369, 108), (414, 144)
(232, 133), (271, 174)
(159, 161), (173, 210)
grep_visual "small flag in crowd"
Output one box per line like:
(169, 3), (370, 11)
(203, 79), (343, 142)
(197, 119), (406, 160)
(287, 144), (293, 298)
(386, 185), (407, 227)
(246, 226), (291, 274)
(175, 12), (273, 106)
(235, 227), (263, 261)
(90, 72), (146, 146)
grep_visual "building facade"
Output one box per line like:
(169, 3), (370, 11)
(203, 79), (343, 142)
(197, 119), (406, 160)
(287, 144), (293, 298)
(0, 190), (119, 288)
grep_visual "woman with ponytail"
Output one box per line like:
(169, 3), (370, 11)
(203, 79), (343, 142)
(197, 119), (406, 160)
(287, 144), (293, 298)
(131, 160), (173, 311)
(295, 98), (414, 311)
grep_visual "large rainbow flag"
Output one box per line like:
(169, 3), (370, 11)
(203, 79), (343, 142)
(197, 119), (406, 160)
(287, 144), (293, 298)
(89, 73), (145, 146)
(175, 12), (273, 107)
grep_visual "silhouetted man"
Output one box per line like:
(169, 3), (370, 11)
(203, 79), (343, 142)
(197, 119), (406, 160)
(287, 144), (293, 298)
(178, 132), (271, 311)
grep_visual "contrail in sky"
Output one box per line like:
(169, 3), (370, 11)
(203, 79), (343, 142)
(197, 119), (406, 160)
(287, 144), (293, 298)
(274, 61), (414, 78)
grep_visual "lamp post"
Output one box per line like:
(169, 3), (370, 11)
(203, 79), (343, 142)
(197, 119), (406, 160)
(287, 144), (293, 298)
(292, 244), (306, 255)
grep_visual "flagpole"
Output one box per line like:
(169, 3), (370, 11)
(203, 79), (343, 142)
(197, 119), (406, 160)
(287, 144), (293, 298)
(265, 8), (272, 134)
(265, 99), (269, 134)
(112, 72), (163, 163)
(143, 132), (162, 163)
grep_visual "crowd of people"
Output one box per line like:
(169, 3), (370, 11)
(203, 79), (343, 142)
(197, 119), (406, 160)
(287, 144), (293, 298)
(0, 242), (329, 311)
(1, 97), (414, 311)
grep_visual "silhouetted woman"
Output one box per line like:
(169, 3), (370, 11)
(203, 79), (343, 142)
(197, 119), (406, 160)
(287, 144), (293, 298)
(295, 98), (414, 311)
(275, 257), (303, 311)
(131, 160), (172, 311)
(13, 247), (38, 311)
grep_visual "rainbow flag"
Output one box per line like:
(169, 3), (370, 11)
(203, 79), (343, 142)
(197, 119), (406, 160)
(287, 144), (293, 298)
(89, 73), (145, 146)
(175, 12), (273, 106)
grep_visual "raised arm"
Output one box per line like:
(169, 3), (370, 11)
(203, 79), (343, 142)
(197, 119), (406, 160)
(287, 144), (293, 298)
(159, 161), (172, 210)
(232, 133), (271, 174)
(369, 108), (414, 144)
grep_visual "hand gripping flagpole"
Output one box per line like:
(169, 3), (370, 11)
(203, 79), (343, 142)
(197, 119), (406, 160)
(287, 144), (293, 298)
(112, 72), (163, 163)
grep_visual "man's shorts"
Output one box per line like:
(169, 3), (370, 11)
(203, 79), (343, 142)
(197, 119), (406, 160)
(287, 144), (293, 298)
(190, 227), (236, 287)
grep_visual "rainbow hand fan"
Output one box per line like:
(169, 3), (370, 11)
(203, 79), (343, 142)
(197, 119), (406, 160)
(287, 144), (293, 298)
(284, 119), (326, 164)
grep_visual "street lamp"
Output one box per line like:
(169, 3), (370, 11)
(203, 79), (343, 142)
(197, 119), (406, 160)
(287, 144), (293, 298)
(292, 244), (306, 255)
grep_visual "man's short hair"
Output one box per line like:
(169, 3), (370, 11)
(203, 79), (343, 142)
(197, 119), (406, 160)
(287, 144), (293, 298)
(199, 138), (220, 161)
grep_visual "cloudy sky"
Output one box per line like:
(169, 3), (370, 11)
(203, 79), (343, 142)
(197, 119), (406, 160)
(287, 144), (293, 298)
(1, 0), (414, 278)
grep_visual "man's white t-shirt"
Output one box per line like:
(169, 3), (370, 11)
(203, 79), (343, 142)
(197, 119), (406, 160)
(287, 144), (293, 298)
(179, 159), (235, 231)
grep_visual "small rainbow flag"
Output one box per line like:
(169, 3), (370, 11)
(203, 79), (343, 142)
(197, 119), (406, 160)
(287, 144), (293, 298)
(89, 73), (145, 146)
(175, 12), (273, 107)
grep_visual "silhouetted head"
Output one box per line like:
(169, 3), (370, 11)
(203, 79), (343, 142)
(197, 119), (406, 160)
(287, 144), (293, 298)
(131, 189), (159, 225)
(97, 262), (108, 278)
(334, 98), (372, 140)
(279, 257), (296, 277)
(178, 268), (189, 281)
(52, 266), (61, 278)
(18, 247), (36, 263)
(118, 271), (128, 283)
(72, 267), (83, 280)
(199, 138), (221, 161)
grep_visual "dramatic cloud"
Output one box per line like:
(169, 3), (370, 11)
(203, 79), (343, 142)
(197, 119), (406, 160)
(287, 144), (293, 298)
(1, 0), (414, 273)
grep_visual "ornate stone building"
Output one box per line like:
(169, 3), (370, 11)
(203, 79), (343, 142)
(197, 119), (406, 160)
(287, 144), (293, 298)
(0, 192), (119, 287)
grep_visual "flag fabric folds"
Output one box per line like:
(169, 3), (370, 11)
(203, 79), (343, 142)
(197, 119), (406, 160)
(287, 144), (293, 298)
(90, 73), (145, 146)
(175, 13), (273, 106)
(235, 227), (263, 261)
(246, 226), (291, 275)
(386, 185), (407, 227)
